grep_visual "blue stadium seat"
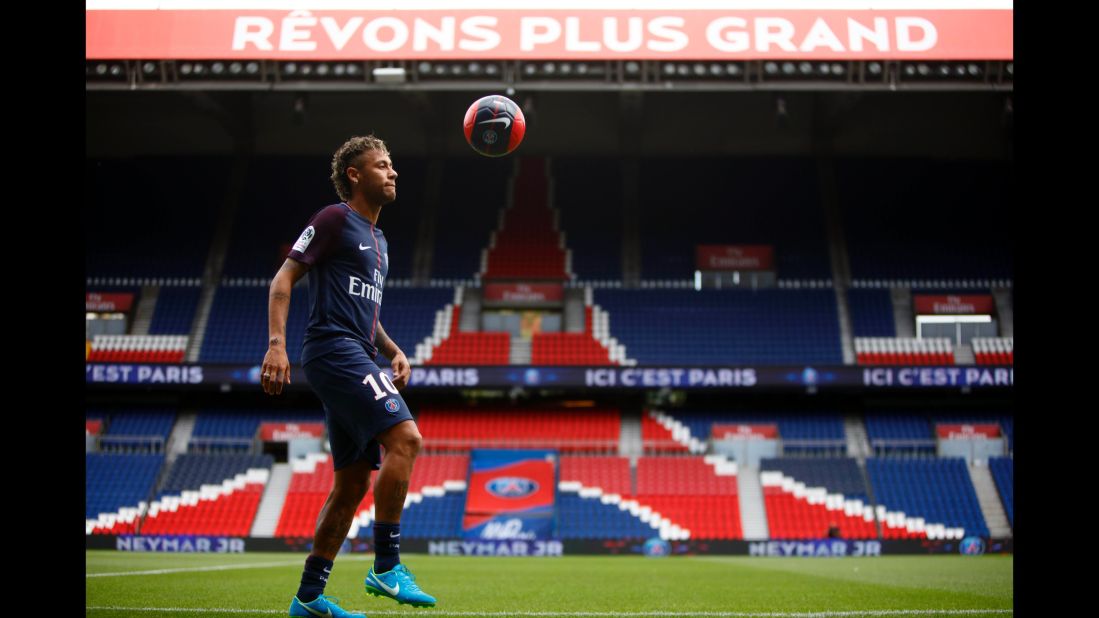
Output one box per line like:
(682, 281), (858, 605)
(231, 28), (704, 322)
(86, 157), (232, 278)
(149, 286), (202, 334)
(85, 453), (164, 518)
(837, 158), (1012, 281)
(431, 157), (513, 279)
(637, 157), (831, 280)
(595, 289), (842, 365)
(557, 493), (656, 540)
(157, 453), (274, 498)
(553, 158), (623, 281)
(761, 457), (869, 502)
(847, 289), (896, 337)
(866, 458), (989, 538)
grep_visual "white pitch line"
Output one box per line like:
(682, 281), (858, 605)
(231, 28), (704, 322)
(85, 608), (1013, 616)
(87, 556), (371, 578)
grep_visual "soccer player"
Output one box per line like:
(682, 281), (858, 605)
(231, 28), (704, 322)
(261, 135), (437, 618)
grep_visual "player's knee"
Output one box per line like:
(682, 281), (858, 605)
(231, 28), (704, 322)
(396, 426), (422, 458)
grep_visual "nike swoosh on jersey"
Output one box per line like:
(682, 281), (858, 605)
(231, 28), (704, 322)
(359, 243), (371, 250)
(478, 117), (511, 129)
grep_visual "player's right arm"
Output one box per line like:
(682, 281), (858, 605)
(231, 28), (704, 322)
(262, 258), (310, 395)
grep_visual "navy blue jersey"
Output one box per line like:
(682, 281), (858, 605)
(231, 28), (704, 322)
(287, 203), (389, 366)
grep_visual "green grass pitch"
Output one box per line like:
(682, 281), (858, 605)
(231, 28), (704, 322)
(86, 550), (1013, 617)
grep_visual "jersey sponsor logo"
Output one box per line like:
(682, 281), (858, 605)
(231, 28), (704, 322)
(348, 275), (383, 304)
(292, 226), (315, 253)
(384, 399), (400, 414)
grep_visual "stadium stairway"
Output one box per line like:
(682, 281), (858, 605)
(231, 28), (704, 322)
(250, 462), (292, 537)
(891, 288), (916, 337)
(967, 462), (1012, 538)
(479, 157), (570, 281)
(992, 288), (1014, 337)
(129, 285), (158, 335)
(167, 413), (196, 462)
(844, 415), (872, 458)
(736, 465), (769, 540)
(619, 410), (642, 458)
(510, 337), (532, 364)
(954, 342), (976, 365)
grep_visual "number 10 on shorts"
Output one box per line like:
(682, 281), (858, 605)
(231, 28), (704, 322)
(362, 372), (400, 400)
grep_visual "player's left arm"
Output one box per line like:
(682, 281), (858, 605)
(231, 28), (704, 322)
(375, 322), (410, 390)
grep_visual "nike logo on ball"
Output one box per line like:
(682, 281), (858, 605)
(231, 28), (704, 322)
(478, 117), (511, 129)
(359, 244), (371, 250)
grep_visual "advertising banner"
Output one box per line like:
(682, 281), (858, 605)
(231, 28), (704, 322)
(259, 422), (325, 441)
(85, 363), (1014, 390)
(87, 5), (1013, 61)
(86, 292), (135, 312)
(711, 423), (779, 439)
(483, 283), (564, 303)
(913, 295), (996, 315)
(935, 424), (1001, 439)
(696, 245), (774, 271)
(463, 450), (557, 541)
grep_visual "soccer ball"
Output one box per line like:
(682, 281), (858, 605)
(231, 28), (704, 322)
(463, 95), (526, 157)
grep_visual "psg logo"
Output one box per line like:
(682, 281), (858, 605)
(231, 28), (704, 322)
(960, 536), (986, 555)
(482, 129), (498, 145)
(643, 538), (671, 558)
(486, 477), (538, 498)
(384, 399), (400, 414)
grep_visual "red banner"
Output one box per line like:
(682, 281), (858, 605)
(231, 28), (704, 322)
(484, 283), (564, 303)
(86, 420), (103, 436)
(913, 295), (995, 315)
(711, 423), (779, 439)
(696, 245), (774, 271)
(86, 9), (1012, 60)
(259, 422), (325, 441)
(86, 292), (135, 312)
(935, 423), (1001, 439)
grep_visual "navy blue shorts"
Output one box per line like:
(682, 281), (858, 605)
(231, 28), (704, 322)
(302, 339), (414, 471)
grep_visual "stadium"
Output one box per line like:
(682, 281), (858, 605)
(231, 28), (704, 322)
(85, 1), (1014, 616)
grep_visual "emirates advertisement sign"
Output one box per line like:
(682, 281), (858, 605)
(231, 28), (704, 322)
(87, 2), (1012, 61)
(484, 283), (564, 303)
(913, 295), (996, 315)
(259, 422), (325, 441)
(696, 245), (774, 271)
(711, 423), (779, 439)
(935, 424), (1001, 439)
(86, 292), (135, 312)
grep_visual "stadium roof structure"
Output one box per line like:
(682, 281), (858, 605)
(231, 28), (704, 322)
(86, 0), (1012, 91)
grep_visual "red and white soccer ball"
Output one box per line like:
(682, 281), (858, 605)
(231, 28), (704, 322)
(463, 95), (526, 157)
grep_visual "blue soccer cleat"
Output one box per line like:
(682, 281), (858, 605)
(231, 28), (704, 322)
(289, 594), (365, 617)
(364, 563), (437, 607)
